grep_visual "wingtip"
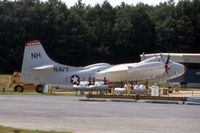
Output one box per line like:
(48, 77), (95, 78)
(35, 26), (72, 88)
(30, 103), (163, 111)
(25, 40), (41, 46)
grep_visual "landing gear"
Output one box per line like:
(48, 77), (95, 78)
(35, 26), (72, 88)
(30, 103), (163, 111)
(168, 86), (173, 93)
(145, 81), (150, 95)
(36, 85), (44, 93)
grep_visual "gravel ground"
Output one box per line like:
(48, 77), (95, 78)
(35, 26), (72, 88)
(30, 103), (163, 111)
(0, 95), (200, 133)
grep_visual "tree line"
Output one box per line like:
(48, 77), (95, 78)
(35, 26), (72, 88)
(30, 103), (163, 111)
(0, 0), (199, 73)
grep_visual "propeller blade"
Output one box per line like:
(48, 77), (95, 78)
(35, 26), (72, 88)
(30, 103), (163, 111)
(165, 55), (170, 65)
(162, 55), (170, 81)
(164, 55), (170, 72)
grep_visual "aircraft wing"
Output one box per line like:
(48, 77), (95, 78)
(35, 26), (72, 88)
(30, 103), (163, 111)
(128, 62), (165, 73)
(97, 64), (129, 73)
(97, 62), (164, 74)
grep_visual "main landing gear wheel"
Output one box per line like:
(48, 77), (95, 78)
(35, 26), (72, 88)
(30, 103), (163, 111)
(36, 85), (44, 93)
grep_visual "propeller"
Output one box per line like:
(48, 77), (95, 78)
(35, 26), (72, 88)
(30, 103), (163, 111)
(159, 54), (170, 82)
(165, 55), (171, 76)
(165, 54), (170, 65)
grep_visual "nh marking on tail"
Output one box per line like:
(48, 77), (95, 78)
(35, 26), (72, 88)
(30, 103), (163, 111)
(31, 52), (41, 59)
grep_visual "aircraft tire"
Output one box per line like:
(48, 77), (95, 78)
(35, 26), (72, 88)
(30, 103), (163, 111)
(36, 85), (44, 93)
(115, 91), (120, 95)
(14, 85), (24, 92)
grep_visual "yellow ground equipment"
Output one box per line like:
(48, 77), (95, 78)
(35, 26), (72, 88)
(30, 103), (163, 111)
(8, 72), (44, 93)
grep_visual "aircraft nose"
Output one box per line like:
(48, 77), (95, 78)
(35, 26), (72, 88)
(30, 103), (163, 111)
(168, 62), (185, 80)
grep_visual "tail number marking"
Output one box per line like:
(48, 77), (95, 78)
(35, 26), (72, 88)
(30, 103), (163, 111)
(31, 52), (41, 59)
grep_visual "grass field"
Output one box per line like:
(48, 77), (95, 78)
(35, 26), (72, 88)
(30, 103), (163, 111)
(0, 125), (70, 133)
(0, 74), (10, 91)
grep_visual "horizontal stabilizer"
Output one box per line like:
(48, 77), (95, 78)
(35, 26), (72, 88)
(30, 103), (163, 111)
(33, 65), (54, 70)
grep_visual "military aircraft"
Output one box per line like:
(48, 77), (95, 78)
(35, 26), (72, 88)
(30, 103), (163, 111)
(21, 40), (185, 92)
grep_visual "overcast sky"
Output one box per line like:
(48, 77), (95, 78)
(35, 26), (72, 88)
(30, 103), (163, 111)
(61, 0), (180, 7)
